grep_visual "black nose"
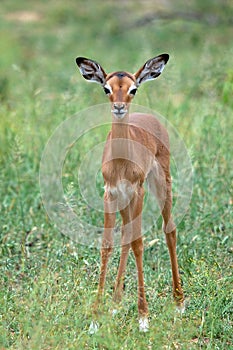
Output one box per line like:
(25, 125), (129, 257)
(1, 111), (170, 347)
(114, 104), (125, 111)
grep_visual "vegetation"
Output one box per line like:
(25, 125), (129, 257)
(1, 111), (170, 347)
(0, 1), (232, 349)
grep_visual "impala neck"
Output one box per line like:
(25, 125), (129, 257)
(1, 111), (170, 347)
(111, 113), (131, 160)
(111, 113), (129, 139)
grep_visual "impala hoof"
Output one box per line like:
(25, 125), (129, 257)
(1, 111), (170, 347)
(139, 316), (149, 332)
(176, 301), (185, 314)
(89, 321), (99, 334)
(112, 309), (118, 317)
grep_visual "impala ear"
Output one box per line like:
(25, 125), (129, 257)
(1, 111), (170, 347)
(76, 57), (107, 86)
(134, 54), (169, 87)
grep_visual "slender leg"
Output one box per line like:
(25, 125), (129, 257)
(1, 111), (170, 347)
(150, 154), (185, 309)
(113, 203), (132, 303)
(113, 242), (130, 303)
(98, 211), (115, 297)
(165, 229), (184, 308)
(89, 197), (116, 334)
(162, 177), (184, 308)
(127, 187), (149, 331)
(131, 237), (148, 317)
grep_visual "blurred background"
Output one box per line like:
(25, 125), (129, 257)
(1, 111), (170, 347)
(0, 1), (232, 349)
(1, 0), (232, 143)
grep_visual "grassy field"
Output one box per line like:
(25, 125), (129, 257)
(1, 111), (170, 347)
(0, 1), (233, 349)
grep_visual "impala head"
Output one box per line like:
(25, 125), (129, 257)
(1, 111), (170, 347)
(76, 54), (169, 119)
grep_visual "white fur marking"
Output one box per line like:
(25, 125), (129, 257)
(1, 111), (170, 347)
(139, 316), (149, 332)
(104, 83), (113, 94)
(176, 302), (186, 315)
(112, 309), (118, 317)
(128, 84), (137, 95)
(89, 321), (99, 334)
(105, 181), (137, 201)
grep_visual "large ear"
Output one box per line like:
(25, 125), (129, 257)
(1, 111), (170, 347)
(76, 57), (107, 86)
(134, 54), (169, 87)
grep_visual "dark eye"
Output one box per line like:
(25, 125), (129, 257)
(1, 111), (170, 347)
(130, 88), (137, 95)
(104, 87), (111, 95)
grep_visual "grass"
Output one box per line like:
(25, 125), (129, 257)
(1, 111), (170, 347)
(0, 0), (233, 349)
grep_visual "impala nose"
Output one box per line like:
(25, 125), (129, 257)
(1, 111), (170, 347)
(113, 103), (125, 112)
(111, 103), (128, 119)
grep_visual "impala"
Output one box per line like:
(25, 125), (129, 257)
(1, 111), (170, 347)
(76, 54), (184, 332)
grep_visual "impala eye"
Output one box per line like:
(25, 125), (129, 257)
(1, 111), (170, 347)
(129, 88), (137, 96)
(104, 87), (111, 95)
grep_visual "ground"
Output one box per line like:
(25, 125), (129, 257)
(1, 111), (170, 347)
(0, 1), (232, 349)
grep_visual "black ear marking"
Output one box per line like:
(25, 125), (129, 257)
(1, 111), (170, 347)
(75, 56), (107, 85)
(83, 74), (93, 80)
(151, 72), (160, 78)
(76, 57), (87, 66)
(160, 53), (169, 64)
(98, 77), (104, 85)
(134, 53), (170, 86)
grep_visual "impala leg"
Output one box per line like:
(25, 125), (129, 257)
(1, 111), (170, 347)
(94, 194), (116, 311)
(98, 211), (115, 298)
(131, 234), (149, 332)
(130, 189), (149, 331)
(162, 177), (184, 310)
(113, 203), (132, 304)
(89, 198), (116, 334)
(131, 237), (148, 317)
(165, 228), (184, 311)
(91, 211), (115, 329)
(113, 241), (130, 303)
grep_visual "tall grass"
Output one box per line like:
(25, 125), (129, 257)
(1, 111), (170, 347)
(0, 1), (232, 349)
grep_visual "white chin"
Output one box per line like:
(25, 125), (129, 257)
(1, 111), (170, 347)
(113, 113), (127, 119)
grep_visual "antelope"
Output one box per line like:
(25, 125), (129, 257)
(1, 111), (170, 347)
(76, 54), (185, 332)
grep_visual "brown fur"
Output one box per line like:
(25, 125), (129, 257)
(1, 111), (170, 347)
(76, 55), (184, 328)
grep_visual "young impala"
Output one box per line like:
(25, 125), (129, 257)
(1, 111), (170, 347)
(76, 54), (184, 332)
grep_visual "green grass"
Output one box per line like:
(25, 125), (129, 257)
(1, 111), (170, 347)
(0, 0), (233, 349)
